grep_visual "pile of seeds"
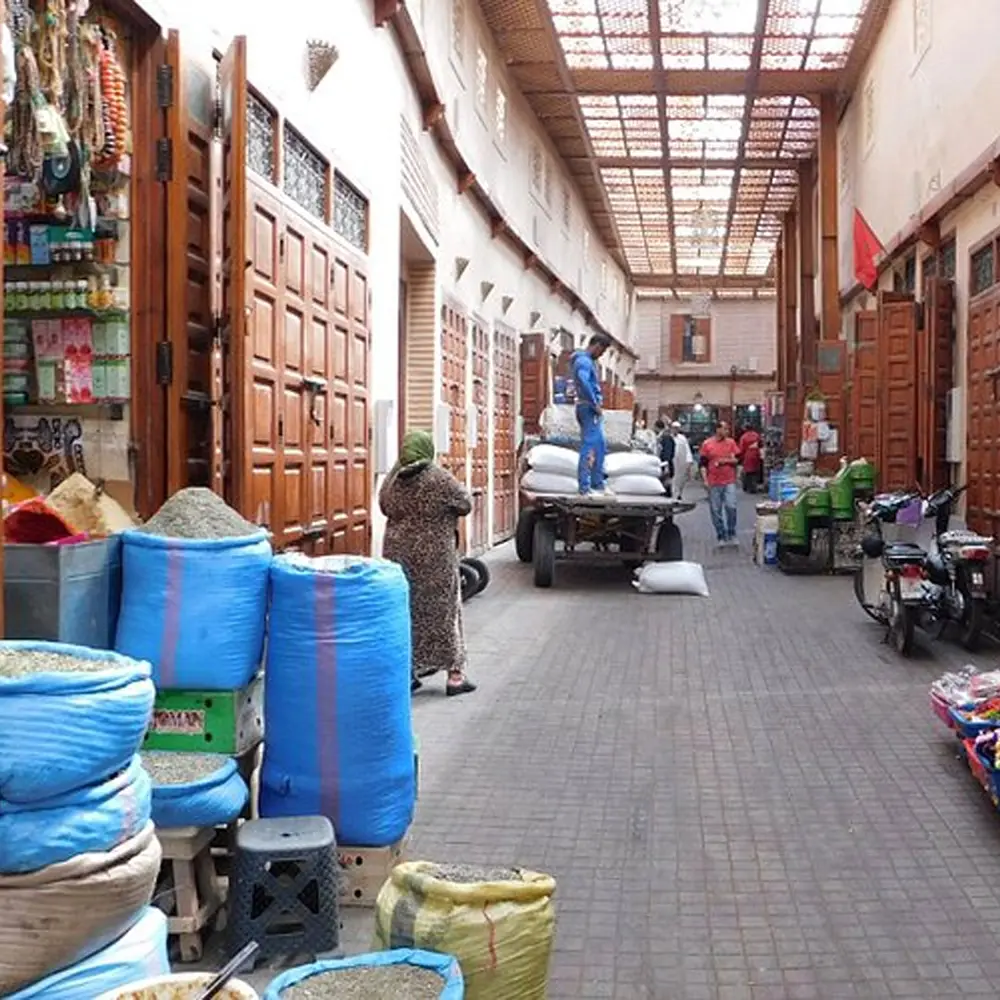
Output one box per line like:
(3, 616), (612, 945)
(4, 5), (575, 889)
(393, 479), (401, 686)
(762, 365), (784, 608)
(0, 647), (115, 678)
(432, 863), (523, 884)
(139, 488), (259, 540)
(140, 751), (229, 786)
(281, 966), (445, 1000)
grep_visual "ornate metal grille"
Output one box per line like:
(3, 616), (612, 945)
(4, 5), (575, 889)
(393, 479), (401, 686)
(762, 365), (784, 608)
(940, 240), (956, 280)
(971, 244), (995, 297)
(333, 173), (368, 252)
(282, 125), (326, 221)
(246, 93), (276, 181)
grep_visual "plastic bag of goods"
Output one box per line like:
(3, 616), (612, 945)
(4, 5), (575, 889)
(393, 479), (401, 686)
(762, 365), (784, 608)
(633, 561), (710, 597)
(115, 488), (272, 690)
(375, 862), (556, 1000)
(0, 754), (152, 874)
(263, 949), (464, 999)
(525, 442), (577, 477)
(605, 451), (661, 477)
(0, 822), (162, 995)
(45, 472), (136, 537)
(0, 641), (154, 804)
(520, 468), (579, 495)
(602, 411), (635, 451)
(607, 474), (665, 496)
(142, 752), (248, 829)
(9, 907), (168, 1000)
(96, 973), (257, 999)
(539, 404), (580, 446)
(262, 554), (415, 847)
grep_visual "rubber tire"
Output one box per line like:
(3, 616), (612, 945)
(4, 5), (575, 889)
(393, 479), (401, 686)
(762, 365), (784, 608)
(959, 582), (986, 652)
(515, 508), (537, 564)
(656, 520), (684, 562)
(890, 598), (916, 657)
(464, 557), (491, 595)
(853, 566), (885, 623)
(460, 562), (481, 603)
(533, 519), (556, 588)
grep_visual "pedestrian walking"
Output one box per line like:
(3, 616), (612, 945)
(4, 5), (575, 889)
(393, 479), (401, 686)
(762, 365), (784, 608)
(700, 421), (740, 547)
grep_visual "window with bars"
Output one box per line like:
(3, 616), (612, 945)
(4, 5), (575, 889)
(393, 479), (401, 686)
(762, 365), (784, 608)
(903, 255), (916, 293)
(475, 44), (488, 115)
(451, 0), (465, 64)
(922, 254), (937, 279)
(971, 244), (995, 297)
(940, 239), (956, 279)
(561, 184), (571, 233)
(247, 92), (276, 182)
(282, 125), (327, 221)
(333, 173), (368, 252)
(529, 144), (543, 194)
(543, 158), (553, 207)
(494, 86), (507, 146)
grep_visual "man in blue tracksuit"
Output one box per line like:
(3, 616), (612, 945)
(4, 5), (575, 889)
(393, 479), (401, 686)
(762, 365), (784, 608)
(571, 333), (612, 494)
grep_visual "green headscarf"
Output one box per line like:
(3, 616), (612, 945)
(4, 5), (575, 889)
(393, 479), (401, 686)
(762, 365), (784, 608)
(399, 430), (435, 468)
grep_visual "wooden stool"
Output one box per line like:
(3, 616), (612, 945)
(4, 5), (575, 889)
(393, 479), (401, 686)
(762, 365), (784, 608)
(157, 826), (226, 962)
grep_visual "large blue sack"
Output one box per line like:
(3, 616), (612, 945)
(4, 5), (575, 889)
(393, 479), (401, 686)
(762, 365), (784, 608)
(261, 555), (415, 847)
(0, 641), (154, 805)
(264, 949), (464, 999)
(145, 753), (248, 829)
(8, 906), (169, 1000)
(0, 755), (152, 874)
(114, 529), (271, 690)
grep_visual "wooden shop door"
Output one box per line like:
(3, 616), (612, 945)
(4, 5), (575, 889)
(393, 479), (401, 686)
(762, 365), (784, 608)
(440, 299), (469, 550)
(469, 318), (489, 554)
(967, 286), (1000, 537)
(876, 293), (918, 491)
(916, 278), (954, 493)
(850, 311), (877, 465)
(492, 321), (517, 543)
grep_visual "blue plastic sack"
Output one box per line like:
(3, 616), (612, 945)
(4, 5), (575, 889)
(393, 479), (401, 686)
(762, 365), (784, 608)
(0, 641), (154, 805)
(261, 555), (415, 847)
(264, 949), (464, 999)
(114, 529), (271, 690)
(0, 755), (152, 874)
(145, 754), (248, 829)
(8, 906), (169, 1000)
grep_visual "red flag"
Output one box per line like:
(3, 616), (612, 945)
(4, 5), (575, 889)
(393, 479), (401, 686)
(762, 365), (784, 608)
(853, 208), (884, 291)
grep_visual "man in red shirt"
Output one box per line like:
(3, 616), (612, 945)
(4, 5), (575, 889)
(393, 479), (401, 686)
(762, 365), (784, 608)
(700, 421), (740, 546)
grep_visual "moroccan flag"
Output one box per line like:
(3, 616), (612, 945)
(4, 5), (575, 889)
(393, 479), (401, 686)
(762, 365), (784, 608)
(853, 208), (884, 291)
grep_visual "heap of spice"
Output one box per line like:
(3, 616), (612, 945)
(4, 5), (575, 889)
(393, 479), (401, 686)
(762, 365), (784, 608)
(281, 966), (446, 1000)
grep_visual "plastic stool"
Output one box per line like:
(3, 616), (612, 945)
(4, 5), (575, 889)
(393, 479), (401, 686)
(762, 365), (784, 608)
(227, 815), (340, 966)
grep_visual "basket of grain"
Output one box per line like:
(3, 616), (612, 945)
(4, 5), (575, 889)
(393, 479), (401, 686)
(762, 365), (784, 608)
(263, 949), (463, 999)
(96, 972), (258, 1000)
(0, 822), (162, 995)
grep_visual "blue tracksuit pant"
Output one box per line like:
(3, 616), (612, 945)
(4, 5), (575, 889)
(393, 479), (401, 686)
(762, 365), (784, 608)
(576, 404), (606, 493)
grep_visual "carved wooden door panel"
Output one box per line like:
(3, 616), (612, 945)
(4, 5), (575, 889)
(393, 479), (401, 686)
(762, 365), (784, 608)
(440, 301), (468, 551)
(917, 278), (954, 493)
(492, 321), (517, 543)
(967, 287), (1000, 537)
(469, 318), (490, 554)
(876, 293), (918, 492)
(850, 311), (877, 465)
(519, 333), (549, 435)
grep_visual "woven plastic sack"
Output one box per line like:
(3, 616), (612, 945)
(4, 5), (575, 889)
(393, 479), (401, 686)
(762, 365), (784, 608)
(261, 555), (415, 847)
(633, 561), (710, 597)
(0, 755), (152, 875)
(520, 469), (579, 495)
(264, 949), (464, 999)
(0, 641), (154, 805)
(115, 530), (271, 689)
(608, 473), (666, 496)
(526, 443), (577, 476)
(605, 451), (661, 477)
(0, 823), (161, 995)
(374, 863), (556, 1000)
(147, 755), (248, 829)
(9, 907), (168, 1000)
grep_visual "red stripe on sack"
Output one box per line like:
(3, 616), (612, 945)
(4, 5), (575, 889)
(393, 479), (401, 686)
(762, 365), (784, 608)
(160, 545), (183, 687)
(315, 572), (340, 830)
(483, 902), (498, 970)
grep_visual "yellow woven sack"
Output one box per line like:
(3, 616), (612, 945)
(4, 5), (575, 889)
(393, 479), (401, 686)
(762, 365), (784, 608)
(374, 862), (556, 1000)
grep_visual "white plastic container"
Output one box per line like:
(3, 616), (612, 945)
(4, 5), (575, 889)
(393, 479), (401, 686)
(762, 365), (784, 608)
(96, 973), (258, 1000)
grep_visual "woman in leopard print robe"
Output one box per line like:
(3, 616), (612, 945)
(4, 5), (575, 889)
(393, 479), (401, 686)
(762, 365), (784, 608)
(379, 431), (477, 697)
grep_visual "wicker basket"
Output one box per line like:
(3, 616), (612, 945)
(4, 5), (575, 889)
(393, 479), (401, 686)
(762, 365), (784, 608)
(0, 823), (161, 995)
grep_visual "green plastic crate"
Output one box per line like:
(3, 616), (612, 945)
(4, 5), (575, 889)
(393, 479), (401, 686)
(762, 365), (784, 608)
(143, 675), (263, 753)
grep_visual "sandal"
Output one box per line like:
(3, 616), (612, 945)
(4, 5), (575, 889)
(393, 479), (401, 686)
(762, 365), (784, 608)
(446, 677), (477, 697)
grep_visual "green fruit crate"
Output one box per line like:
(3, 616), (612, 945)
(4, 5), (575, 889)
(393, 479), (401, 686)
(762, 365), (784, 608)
(142, 675), (264, 754)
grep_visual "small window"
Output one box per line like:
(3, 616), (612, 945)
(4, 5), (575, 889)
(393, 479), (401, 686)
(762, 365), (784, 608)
(451, 0), (465, 64)
(282, 125), (327, 221)
(903, 255), (916, 294)
(922, 254), (937, 279)
(561, 184), (571, 232)
(530, 144), (543, 194)
(940, 239), (956, 280)
(863, 78), (875, 152)
(495, 86), (507, 145)
(971, 244), (995, 297)
(246, 92), (276, 182)
(681, 315), (711, 363)
(600, 260), (608, 296)
(543, 158), (553, 207)
(475, 44), (488, 114)
(333, 172), (369, 253)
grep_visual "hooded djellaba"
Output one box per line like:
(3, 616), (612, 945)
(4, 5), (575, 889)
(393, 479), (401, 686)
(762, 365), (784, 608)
(378, 430), (477, 697)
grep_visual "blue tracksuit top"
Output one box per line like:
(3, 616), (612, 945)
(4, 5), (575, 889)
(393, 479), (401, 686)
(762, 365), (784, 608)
(571, 349), (603, 408)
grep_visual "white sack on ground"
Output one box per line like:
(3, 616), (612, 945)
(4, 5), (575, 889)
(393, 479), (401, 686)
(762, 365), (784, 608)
(607, 473), (665, 496)
(632, 562), (710, 597)
(521, 469), (579, 495)
(526, 443), (579, 477)
(605, 452), (662, 478)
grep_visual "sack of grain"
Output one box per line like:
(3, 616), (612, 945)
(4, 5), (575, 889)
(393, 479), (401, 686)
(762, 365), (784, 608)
(632, 561), (710, 597)
(46, 473), (136, 538)
(604, 451), (662, 478)
(0, 755), (151, 875)
(8, 907), (169, 1000)
(261, 555), (415, 847)
(520, 469), (579, 495)
(142, 753), (248, 830)
(263, 949), (463, 999)
(375, 863), (556, 1000)
(525, 443), (577, 477)
(0, 641), (155, 805)
(607, 473), (666, 496)
(115, 489), (272, 690)
(0, 823), (161, 995)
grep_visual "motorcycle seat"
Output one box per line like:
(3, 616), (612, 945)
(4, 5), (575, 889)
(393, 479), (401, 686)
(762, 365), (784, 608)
(883, 542), (926, 565)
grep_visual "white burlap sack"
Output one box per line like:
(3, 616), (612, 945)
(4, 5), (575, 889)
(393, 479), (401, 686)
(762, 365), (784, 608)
(608, 473), (665, 496)
(605, 452), (662, 477)
(632, 562), (710, 597)
(521, 469), (579, 495)
(526, 443), (578, 476)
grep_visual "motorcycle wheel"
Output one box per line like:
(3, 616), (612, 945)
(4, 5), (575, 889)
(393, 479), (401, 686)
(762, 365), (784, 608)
(958, 580), (986, 651)
(460, 562), (482, 603)
(853, 567), (885, 623)
(890, 597), (916, 657)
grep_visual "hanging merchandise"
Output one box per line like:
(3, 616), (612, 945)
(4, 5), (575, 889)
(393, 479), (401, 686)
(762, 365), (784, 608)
(264, 950), (465, 1000)
(0, 754), (152, 875)
(261, 555), (416, 847)
(0, 641), (154, 804)
(142, 752), (248, 830)
(375, 863), (557, 1000)
(2, 22), (15, 105)
(7, 907), (169, 1000)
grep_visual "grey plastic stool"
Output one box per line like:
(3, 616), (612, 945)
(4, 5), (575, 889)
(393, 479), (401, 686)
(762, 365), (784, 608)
(227, 815), (340, 966)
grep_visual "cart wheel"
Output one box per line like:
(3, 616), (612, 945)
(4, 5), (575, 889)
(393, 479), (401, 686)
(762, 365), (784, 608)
(656, 520), (684, 562)
(533, 519), (556, 588)
(460, 562), (482, 602)
(464, 556), (491, 595)
(515, 508), (537, 563)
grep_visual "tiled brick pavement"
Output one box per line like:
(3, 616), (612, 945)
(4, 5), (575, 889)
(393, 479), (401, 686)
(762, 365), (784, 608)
(240, 490), (1000, 997)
